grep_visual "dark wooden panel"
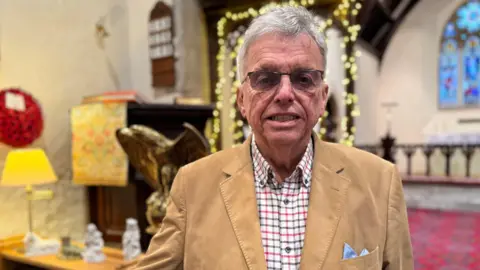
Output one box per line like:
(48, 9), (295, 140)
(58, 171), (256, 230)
(126, 103), (213, 139)
(152, 72), (175, 87)
(95, 184), (138, 243)
(152, 57), (175, 73)
(150, 1), (172, 20)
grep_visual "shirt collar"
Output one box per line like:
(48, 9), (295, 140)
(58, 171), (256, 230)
(250, 135), (314, 188)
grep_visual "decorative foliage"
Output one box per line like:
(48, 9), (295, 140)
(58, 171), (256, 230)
(439, 0), (480, 108)
(0, 88), (44, 147)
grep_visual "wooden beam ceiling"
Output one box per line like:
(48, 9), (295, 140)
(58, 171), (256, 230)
(358, 0), (421, 60)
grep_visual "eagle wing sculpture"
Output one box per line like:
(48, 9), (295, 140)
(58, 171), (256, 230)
(167, 123), (210, 167)
(116, 123), (209, 184)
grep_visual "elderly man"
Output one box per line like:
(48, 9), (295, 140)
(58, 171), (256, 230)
(134, 6), (413, 270)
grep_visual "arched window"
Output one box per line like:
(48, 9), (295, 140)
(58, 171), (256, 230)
(439, 0), (480, 108)
(149, 1), (175, 87)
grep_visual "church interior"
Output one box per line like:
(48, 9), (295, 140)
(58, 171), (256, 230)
(0, 0), (479, 269)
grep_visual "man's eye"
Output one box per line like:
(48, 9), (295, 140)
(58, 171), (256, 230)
(296, 74), (314, 85)
(258, 76), (274, 84)
(255, 74), (277, 86)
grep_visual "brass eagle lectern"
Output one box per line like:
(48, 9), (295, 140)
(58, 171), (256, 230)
(115, 123), (210, 234)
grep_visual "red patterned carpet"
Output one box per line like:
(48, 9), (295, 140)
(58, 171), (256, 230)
(408, 208), (480, 269)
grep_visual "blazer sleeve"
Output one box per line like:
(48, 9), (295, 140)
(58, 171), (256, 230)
(134, 167), (187, 270)
(382, 164), (414, 270)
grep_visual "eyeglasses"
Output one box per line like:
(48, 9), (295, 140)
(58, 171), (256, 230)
(242, 69), (324, 91)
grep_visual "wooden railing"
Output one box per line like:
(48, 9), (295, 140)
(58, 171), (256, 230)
(355, 133), (480, 184)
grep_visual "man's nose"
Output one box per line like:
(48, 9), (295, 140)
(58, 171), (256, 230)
(274, 76), (294, 104)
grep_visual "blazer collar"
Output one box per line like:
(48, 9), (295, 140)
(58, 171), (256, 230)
(300, 134), (351, 270)
(222, 133), (347, 175)
(220, 135), (264, 269)
(220, 133), (351, 270)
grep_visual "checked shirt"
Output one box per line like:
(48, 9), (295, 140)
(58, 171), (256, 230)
(251, 136), (314, 270)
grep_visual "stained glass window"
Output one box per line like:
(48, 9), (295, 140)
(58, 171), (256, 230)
(439, 0), (480, 108)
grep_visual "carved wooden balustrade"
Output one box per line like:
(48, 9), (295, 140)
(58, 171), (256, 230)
(355, 134), (480, 184)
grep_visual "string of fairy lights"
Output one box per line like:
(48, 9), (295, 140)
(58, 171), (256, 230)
(319, 0), (362, 146)
(209, 0), (362, 152)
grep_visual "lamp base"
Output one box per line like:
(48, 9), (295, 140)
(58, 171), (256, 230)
(23, 232), (60, 257)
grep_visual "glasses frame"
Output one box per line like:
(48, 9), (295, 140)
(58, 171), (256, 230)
(241, 69), (325, 91)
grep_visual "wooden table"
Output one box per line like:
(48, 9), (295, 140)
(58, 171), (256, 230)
(0, 235), (135, 270)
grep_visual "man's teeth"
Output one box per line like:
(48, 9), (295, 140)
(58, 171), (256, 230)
(271, 115), (297, 121)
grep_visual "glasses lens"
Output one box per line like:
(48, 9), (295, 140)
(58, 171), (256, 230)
(291, 70), (321, 91)
(249, 71), (281, 91)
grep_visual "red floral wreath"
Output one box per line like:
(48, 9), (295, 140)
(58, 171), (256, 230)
(0, 88), (44, 147)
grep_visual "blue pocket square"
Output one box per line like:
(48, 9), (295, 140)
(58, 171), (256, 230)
(343, 243), (370, 260)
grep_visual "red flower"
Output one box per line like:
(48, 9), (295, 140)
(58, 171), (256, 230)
(0, 88), (44, 147)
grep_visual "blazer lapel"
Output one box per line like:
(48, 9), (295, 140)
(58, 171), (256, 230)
(219, 138), (267, 270)
(300, 136), (351, 270)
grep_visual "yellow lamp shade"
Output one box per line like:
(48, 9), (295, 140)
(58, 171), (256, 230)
(1, 148), (58, 186)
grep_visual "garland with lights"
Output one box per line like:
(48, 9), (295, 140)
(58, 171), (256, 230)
(319, 0), (362, 146)
(210, 0), (362, 152)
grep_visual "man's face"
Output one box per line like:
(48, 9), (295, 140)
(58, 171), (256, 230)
(237, 32), (329, 146)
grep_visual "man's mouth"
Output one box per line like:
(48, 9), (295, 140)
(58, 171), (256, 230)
(267, 115), (300, 122)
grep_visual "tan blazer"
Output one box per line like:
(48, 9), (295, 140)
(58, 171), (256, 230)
(134, 134), (414, 270)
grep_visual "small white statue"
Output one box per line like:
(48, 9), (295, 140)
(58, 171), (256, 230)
(122, 218), (141, 261)
(84, 224), (97, 246)
(82, 223), (105, 263)
(23, 232), (60, 257)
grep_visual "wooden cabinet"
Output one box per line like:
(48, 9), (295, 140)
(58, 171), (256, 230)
(88, 103), (213, 251)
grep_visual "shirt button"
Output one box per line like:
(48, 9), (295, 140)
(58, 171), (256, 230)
(285, 247), (291, 253)
(283, 199), (290, 205)
(260, 180), (265, 185)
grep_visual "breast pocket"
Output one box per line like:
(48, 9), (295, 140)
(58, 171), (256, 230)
(339, 246), (380, 270)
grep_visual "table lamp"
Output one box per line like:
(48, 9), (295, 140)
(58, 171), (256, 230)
(1, 148), (60, 256)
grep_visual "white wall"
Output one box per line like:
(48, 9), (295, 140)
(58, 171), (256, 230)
(324, 26), (346, 138)
(0, 0), (131, 240)
(355, 42), (380, 144)
(375, 0), (480, 143)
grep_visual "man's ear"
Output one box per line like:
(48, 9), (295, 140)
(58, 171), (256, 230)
(322, 84), (329, 102)
(319, 84), (329, 116)
(236, 87), (246, 118)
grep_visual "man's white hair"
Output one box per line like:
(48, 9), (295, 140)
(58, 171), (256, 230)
(236, 6), (327, 81)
